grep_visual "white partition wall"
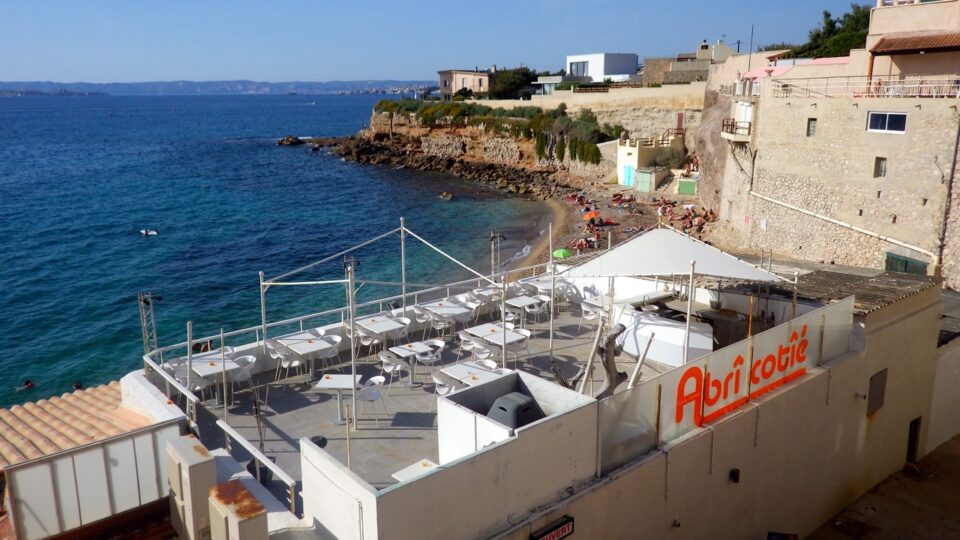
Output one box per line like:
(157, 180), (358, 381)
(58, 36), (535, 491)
(6, 418), (185, 540)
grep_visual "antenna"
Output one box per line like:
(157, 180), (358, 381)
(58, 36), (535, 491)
(138, 291), (159, 355)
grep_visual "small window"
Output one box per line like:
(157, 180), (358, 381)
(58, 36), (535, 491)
(462, 77), (467, 88)
(443, 79), (449, 87)
(806, 118), (817, 137)
(478, 79), (483, 89)
(867, 112), (907, 134)
(874, 157), (887, 178)
(867, 368), (888, 416)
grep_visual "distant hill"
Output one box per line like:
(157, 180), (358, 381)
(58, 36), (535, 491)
(0, 80), (436, 96)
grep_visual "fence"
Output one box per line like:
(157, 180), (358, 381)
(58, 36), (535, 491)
(721, 119), (752, 136)
(771, 76), (960, 99)
(597, 296), (854, 474)
(5, 417), (186, 540)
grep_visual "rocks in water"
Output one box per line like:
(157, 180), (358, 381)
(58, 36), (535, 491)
(328, 134), (571, 200)
(277, 135), (305, 146)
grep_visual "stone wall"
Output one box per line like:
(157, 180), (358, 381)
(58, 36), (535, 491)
(695, 90), (731, 210)
(595, 108), (701, 151)
(420, 134), (467, 159)
(482, 137), (521, 164)
(711, 90), (960, 284)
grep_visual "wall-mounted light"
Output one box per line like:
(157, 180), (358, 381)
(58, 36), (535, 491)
(855, 391), (867, 400)
(810, 103), (817, 108)
(785, 102), (791, 107)
(915, 104), (922, 109)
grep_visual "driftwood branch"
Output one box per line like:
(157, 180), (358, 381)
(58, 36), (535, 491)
(595, 323), (628, 399)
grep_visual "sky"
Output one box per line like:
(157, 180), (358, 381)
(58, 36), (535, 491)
(0, 1), (861, 83)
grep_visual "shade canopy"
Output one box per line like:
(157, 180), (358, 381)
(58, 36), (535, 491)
(563, 227), (786, 282)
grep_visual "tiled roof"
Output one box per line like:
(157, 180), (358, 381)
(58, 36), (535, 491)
(0, 381), (150, 470)
(872, 31), (960, 55)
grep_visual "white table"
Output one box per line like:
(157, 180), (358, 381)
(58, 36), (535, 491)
(421, 299), (470, 319)
(391, 458), (439, 482)
(521, 275), (569, 293)
(441, 362), (506, 386)
(472, 287), (500, 298)
(355, 316), (405, 337)
(466, 323), (525, 346)
(276, 330), (334, 381)
(313, 374), (362, 425)
(388, 342), (434, 385)
(506, 296), (542, 309)
(186, 350), (242, 406)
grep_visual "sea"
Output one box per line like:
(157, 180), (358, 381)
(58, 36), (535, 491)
(0, 94), (550, 407)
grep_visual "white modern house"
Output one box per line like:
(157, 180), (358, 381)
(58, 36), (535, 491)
(565, 53), (639, 83)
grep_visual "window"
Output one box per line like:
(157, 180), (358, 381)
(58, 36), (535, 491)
(569, 61), (589, 77)
(874, 157), (887, 178)
(806, 118), (817, 137)
(478, 79), (483, 89)
(867, 368), (888, 416)
(867, 112), (906, 133)
(461, 77), (467, 88)
(443, 79), (449, 87)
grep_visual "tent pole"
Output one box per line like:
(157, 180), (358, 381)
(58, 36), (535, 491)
(628, 332), (655, 389)
(259, 271), (268, 349)
(347, 262), (358, 430)
(792, 272), (799, 319)
(221, 328), (228, 423)
(186, 321), (193, 412)
(501, 272), (508, 368)
(400, 217), (407, 314)
(683, 260), (695, 364)
(549, 222), (555, 363)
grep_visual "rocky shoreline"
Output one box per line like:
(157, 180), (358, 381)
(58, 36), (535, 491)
(313, 134), (573, 200)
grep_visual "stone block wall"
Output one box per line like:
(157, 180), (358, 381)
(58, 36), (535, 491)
(482, 137), (521, 164)
(420, 135), (467, 159)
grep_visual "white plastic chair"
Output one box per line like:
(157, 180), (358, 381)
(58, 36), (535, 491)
(431, 372), (458, 406)
(317, 335), (343, 372)
(524, 300), (549, 325)
(358, 329), (382, 358)
(170, 365), (212, 401)
(275, 350), (304, 382)
(475, 358), (499, 371)
(416, 339), (447, 368)
(386, 317), (411, 344)
(357, 376), (389, 427)
(378, 351), (408, 393)
(456, 330), (475, 361)
(427, 315), (454, 340)
(578, 302), (600, 333)
(508, 328), (532, 365)
(228, 355), (258, 399)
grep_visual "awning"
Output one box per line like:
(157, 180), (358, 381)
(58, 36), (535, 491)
(563, 226), (787, 282)
(871, 31), (960, 55)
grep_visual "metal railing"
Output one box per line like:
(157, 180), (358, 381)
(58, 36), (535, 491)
(218, 420), (298, 515)
(721, 119), (752, 136)
(771, 75), (960, 99)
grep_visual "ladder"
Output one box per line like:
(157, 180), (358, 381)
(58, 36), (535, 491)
(138, 291), (159, 355)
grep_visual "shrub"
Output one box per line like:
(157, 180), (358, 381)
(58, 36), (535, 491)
(569, 138), (580, 161)
(652, 147), (687, 169)
(535, 133), (547, 160)
(556, 137), (566, 162)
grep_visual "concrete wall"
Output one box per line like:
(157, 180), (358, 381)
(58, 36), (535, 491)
(929, 338), (960, 450)
(499, 286), (942, 539)
(299, 440), (379, 539)
(868, 0), (960, 47)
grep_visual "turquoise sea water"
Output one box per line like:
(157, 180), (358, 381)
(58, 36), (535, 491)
(0, 94), (549, 407)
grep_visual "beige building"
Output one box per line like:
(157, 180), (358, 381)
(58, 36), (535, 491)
(701, 0), (960, 286)
(438, 69), (491, 101)
(644, 39), (735, 86)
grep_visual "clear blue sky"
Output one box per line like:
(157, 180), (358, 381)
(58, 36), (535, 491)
(0, 1), (860, 83)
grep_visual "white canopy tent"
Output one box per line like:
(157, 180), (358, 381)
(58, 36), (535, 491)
(553, 226), (788, 368)
(563, 226), (787, 282)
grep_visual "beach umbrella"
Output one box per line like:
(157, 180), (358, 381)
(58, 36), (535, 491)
(552, 248), (573, 259)
(582, 210), (600, 221)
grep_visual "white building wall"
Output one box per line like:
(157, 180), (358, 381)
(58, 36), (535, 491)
(565, 53), (638, 82)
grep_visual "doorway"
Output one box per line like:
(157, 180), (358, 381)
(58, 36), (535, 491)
(907, 416), (922, 464)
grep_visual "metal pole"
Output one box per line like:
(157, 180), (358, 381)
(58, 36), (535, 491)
(549, 223), (555, 363)
(607, 230), (612, 251)
(186, 321), (193, 416)
(259, 271), (268, 349)
(683, 260), (696, 364)
(501, 272), (508, 368)
(628, 332), (655, 389)
(347, 263), (359, 429)
(792, 272), (799, 319)
(400, 217), (407, 314)
(221, 329), (228, 423)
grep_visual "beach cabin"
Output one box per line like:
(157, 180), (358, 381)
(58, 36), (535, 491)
(616, 137), (682, 192)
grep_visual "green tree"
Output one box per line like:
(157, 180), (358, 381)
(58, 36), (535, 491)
(556, 137), (566, 162)
(452, 88), (474, 101)
(780, 3), (870, 59)
(489, 67), (537, 99)
(535, 133), (547, 160)
(569, 138), (580, 161)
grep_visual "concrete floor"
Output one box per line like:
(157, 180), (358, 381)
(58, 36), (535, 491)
(195, 306), (661, 498)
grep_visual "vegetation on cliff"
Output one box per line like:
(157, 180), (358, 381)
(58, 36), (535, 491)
(762, 3), (870, 58)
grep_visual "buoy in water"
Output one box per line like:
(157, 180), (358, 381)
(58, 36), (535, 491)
(140, 229), (159, 236)
(439, 192), (453, 201)
(16, 380), (34, 392)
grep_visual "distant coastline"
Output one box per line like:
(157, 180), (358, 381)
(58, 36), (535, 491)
(0, 89), (107, 97)
(0, 79), (437, 96)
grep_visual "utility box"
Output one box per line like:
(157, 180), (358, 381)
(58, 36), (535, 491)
(487, 391), (545, 429)
(167, 436), (217, 540)
(209, 480), (268, 540)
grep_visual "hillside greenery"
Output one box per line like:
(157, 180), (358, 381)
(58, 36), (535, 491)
(373, 98), (623, 165)
(767, 3), (871, 59)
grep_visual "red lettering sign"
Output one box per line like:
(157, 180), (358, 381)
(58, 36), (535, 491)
(675, 325), (809, 427)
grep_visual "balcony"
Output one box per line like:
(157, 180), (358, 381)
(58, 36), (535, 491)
(721, 119), (752, 143)
(771, 76), (960, 99)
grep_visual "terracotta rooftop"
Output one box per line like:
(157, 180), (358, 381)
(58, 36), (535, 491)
(872, 31), (960, 55)
(0, 381), (151, 470)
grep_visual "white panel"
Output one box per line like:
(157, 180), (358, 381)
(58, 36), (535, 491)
(106, 439), (140, 513)
(9, 463), (60, 540)
(154, 424), (182, 495)
(437, 399), (476, 465)
(52, 456), (81, 532)
(73, 447), (112, 524)
(702, 339), (752, 423)
(658, 357), (708, 444)
(475, 415), (512, 449)
(822, 296), (854, 361)
(599, 379), (659, 474)
(748, 323), (796, 399)
(134, 432), (160, 503)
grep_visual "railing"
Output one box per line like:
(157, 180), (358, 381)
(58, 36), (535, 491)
(771, 76), (960, 99)
(721, 119), (752, 136)
(217, 420), (298, 515)
(573, 85), (610, 93)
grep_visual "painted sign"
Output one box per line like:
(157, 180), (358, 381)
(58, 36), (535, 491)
(658, 302), (843, 443)
(531, 516), (574, 540)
